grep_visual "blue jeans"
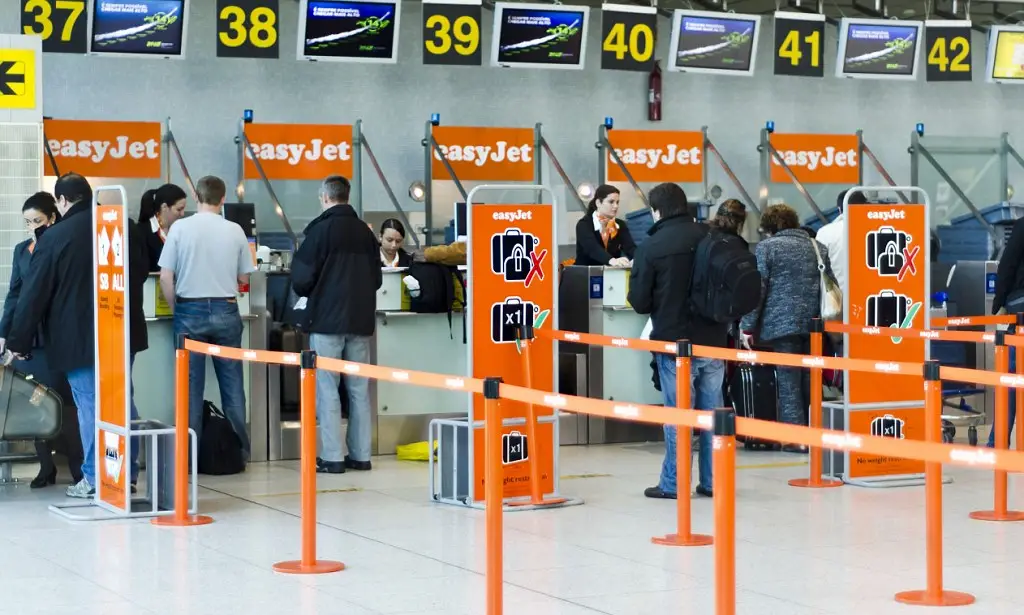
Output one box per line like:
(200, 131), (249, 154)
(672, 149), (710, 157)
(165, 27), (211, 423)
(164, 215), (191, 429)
(988, 346), (1017, 448)
(66, 355), (141, 486)
(309, 334), (372, 462)
(656, 354), (724, 493)
(173, 300), (250, 457)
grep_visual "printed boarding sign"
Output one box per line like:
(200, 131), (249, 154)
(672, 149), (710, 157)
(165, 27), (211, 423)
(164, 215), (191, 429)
(845, 201), (928, 479)
(769, 133), (860, 184)
(606, 129), (704, 184)
(45, 120), (162, 178)
(95, 203), (131, 511)
(243, 123), (354, 181)
(470, 203), (555, 500)
(431, 126), (534, 182)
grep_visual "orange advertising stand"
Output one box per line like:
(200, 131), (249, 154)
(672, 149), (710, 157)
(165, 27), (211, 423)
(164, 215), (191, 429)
(50, 187), (202, 522)
(824, 186), (931, 488)
(428, 184), (580, 510)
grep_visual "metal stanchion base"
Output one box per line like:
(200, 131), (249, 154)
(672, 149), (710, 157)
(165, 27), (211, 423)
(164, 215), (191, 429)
(651, 533), (713, 547)
(968, 509), (1024, 522)
(151, 514), (215, 527)
(894, 589), (975, 606)
(788, 477), (843, 489)
(273, 560), (345, 575)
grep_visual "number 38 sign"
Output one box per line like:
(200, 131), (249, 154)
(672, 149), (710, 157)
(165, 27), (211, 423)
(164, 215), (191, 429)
(217, 0), (279, 59)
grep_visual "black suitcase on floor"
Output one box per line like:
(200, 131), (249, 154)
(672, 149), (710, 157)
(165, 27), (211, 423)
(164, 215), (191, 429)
(729, 363), (780, 450)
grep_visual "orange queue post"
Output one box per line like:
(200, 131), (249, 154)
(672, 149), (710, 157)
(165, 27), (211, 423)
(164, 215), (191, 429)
(1006, 333), (1024, 453)
(969, 331), (1024, 523)
(652, 341), (713, 547)
(483, 378), (505, 615)
(712, 408), (737, 615)
(789, 319), (842, 489)
(895, 361), (976, 607)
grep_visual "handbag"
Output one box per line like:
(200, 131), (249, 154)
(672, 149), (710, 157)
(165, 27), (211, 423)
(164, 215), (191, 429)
(810, 239), (843, 321)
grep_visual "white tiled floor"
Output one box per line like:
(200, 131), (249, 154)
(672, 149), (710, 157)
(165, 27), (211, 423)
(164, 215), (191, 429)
(2, 443), (1023, 614)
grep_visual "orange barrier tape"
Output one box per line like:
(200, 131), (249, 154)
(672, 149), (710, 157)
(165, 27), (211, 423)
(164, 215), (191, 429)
(933, 315), (1016, 328)
(826, 322), (994, 344)
(539, 328), (673, 354)
(316, 356), (486, 394)
(183, 339), (302, 367)
(498, 384), (1024, 473)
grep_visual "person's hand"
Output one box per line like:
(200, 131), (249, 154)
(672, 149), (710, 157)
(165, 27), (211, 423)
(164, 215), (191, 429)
(739, 331), (754, 350)
(997, 306), (1008, 316)
(608, 257), (631, 268)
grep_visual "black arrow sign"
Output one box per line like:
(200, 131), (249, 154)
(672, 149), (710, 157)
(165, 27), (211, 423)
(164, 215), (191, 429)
(0, 61), (26, 96)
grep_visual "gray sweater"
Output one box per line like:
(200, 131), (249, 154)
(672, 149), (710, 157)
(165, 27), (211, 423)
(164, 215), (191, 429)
(740, 228), (833, 341)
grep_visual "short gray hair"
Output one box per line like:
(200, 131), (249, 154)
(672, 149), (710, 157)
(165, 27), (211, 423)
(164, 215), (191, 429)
(321, 175), (351, 204)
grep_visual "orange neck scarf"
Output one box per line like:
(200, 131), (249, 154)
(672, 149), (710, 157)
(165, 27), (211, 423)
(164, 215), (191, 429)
(598, 214), (618, 248)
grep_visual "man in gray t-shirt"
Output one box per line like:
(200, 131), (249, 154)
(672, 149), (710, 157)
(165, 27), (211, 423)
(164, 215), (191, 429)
(158, 175), (255, 461)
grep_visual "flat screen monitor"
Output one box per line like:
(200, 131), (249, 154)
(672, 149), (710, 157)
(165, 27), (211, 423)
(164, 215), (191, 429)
(986, 25), (1024, 83)
(668, 9), (760, 75)
(90, 0), (188, 58)
(454, 202), (467, 241)
(297, 0), (401, 63)
(835, 17), (921, 80)
(490, 2), (590, 70)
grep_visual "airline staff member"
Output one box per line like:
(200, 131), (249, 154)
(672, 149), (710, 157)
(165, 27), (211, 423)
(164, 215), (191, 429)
(138, 183), (188, 272)
(575, 184), (636, 267)
(379, 218), (413, 267)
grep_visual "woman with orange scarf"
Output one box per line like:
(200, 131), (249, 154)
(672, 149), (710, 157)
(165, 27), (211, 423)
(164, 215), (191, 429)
(574, 184), (636, 267)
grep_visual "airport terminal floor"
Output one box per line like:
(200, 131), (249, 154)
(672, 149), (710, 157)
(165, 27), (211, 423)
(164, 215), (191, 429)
(2, 443), (1023, 615)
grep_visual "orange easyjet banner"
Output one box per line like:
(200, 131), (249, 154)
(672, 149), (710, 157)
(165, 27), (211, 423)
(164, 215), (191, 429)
(606, 130), (704, 184)
(243, 123), (354, 181)
(45, 119), (162, 179)
(769, 133), (860, 185)
(431, 126), (534, 182)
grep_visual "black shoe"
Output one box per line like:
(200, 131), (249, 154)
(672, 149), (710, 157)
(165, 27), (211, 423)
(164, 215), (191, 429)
(30, 467), (57, 489)
(782, 444), (808, 454)
(644, 486), (677, 499)
(344, 456), (371, 471)
(317, 460), (345, 474)
(695, 485), (713, 498)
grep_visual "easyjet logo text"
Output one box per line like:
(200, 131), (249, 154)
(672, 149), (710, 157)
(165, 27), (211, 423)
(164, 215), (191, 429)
(772, 147), (857, 172)
(50, 136), (159, 165)
(246, 139), (352, 167)
(613, 145), (700, 169)
(433, 142), (532, 167)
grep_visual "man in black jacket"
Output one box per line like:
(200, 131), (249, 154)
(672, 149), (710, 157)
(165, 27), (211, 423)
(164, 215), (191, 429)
(291, 175), (381, 474)
(628, 183), (728, 499)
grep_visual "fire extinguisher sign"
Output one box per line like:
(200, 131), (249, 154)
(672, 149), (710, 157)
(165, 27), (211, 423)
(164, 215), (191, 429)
(599, 4), (658, 72)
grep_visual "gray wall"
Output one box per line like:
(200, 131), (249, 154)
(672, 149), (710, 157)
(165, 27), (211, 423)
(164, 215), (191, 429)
(5, 3), (1023, 232)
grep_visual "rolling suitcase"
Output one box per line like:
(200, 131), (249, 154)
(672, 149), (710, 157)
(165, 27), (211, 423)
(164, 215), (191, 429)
(0, 365), (62, 441)
(729, 362), (780, 450)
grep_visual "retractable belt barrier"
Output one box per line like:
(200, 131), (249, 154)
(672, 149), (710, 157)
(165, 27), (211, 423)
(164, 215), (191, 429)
(157, 327), (1024, 612)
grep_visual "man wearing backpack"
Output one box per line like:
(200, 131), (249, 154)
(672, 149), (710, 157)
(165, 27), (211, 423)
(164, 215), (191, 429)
(629, 184), (742, 499)
(291, 175), (382, 474)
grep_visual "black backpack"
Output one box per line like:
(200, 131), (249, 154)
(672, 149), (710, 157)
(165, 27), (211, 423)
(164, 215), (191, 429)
(407, 262), (467, 341)
(690, 230), (762, 323)
(198, 401), (246, 475)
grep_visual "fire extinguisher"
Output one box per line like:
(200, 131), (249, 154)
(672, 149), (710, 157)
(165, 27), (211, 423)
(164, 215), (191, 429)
(648, 60), (662, 122)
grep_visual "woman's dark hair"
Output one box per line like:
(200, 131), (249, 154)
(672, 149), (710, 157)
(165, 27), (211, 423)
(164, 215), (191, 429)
(139, 183), (188, 225)
(758, 204), (800, 235)
(380, 218), (406, 238)
(586, 184), (620, 215)
(23, 191), (61, 222)
(710, 199), (746, 236)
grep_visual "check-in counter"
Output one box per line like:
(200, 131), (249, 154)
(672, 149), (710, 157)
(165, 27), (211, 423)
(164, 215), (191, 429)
(371, 267), (468, 455)
(133, 272), (270, 462)
(558, 265), (663, 445)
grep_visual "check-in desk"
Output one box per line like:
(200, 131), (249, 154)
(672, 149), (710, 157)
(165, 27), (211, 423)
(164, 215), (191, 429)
(133, 273), (270, 462)
(558, 265), (664, 445)
(372, 268), (468, 455)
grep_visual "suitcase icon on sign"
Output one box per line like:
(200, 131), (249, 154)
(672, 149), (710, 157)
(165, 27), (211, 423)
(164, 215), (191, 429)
(502, 431), (529, 465)
(866, 290), (911, 328)
(491, 297), (539, 344)
(492, 229), (538, 277)
(870, 414), (905, 439)
(866, 226), (912, 277)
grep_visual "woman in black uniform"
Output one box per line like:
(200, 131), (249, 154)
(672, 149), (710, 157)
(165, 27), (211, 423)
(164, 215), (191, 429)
(574, 184), (636, 267)
(138, 183), (187, 272)
(0, 192), (83, 488)
(379, 218), (414, 267)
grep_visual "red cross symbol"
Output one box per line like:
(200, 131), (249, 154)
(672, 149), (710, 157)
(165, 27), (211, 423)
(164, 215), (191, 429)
(898, 245), (919, 281)
(525, 249), (548, 287)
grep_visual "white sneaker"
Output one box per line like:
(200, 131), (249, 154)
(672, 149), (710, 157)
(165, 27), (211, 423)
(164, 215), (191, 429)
(66, 478), (95, 499)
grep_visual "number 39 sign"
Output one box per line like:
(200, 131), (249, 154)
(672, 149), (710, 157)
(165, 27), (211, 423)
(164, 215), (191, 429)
(217, 0), (280, 59)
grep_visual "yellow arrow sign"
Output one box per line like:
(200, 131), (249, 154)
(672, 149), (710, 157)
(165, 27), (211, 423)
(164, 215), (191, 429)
(0, 49), (36, 110)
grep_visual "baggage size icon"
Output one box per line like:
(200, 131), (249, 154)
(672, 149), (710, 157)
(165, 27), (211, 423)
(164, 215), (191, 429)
(491, 297), (539, 344)
(866, 226), (916, 279)
(502, 431), (529, 464)
(491, 228), (546, 286)
(870, 414), (906, 439)
(866, 290), (912, 329)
